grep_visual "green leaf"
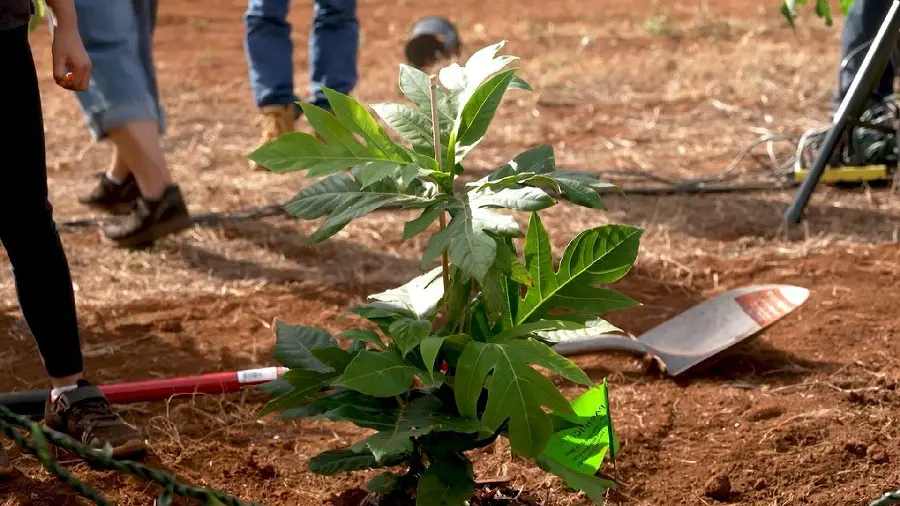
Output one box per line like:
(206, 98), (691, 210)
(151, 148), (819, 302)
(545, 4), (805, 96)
(310, 346), (354, 373)
(309, 447), (407, 475)
(420, 335), (449, 380)
(273, 320), (337, 373)
(535, 455), (617, 502)
(388, 318), (432, 357)
(815, 0), (833, 25)
(490, 144), (557, 180)
(398, 64), (456, 132)
(536, 318), (622, 342)
(368, 267), (445, 319)
(258, 369), (336, 416)
(249, 130), (402, 177)
(493, 237), (533, 286)
(416, 455), (474, 506)
(372, 103), (448, 156)
(469, 185), (556, 211)
(508, 75), (533, 92)
(423, 200), (520, 282)
(321, 88), (401, 158)
(454, 339), (583, 457)
(336, 350), (418, 397)
(403, 202), (446, 240)
(353, 395), (483, 463)
(338, 328), (386, 350)
(454, 69), (517, 164)
(284, 173), (433, 243)
(839, 0), (853, 14)
(278, 389), (396, 429)
(516, 215), (642, 324)
(367, 472), (401, 494)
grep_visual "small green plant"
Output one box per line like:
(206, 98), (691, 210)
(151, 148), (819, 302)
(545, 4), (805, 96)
(780, 0), (854, 27)
(249, 41), (640, 505)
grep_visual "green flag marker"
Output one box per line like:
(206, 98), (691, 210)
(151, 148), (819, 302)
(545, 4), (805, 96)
(541, 379), (619, 476)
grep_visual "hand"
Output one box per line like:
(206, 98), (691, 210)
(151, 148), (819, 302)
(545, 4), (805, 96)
(51, 24), (91, 91)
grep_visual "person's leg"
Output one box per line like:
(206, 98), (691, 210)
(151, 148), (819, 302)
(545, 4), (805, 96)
(0, 25), (145, 457)
(72, 0), (190, 246)
(836, 0), (894, 108)
(244, 0), (298, 170)
(308, 0), (359, 108)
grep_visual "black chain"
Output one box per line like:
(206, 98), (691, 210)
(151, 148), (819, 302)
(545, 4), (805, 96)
(0, 404), (264, 506)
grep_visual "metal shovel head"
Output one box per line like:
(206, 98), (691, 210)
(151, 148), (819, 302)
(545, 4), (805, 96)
(552, 284), (810, 377)
(637, 284), (809, 376)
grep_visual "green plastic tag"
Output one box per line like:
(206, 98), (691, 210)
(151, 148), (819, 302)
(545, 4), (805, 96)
(540, 379), (618, 475)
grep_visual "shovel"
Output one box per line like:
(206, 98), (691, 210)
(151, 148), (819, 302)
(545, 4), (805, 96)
(551, 284), (810, 376)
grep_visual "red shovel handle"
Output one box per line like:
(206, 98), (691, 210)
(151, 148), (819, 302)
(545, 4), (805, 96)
(0, 367), (287, 418)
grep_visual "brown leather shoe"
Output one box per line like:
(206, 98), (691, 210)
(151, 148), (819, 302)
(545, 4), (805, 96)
(249, 104), (296, 171)
(43, 380), (147, 458)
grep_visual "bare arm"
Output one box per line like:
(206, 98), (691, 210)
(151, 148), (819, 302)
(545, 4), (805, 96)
(43, 0), (91, 90)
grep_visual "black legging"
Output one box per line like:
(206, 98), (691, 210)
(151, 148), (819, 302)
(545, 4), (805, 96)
(1, 25), (84, 379)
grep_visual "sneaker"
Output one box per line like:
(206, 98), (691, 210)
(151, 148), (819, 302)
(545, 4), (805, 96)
(102, 185), (192, 249)
(77, 172), (142, 215)
(0, 446), (12, 476)
(43, 380), (146, 457)
(249, 104), (296, 171)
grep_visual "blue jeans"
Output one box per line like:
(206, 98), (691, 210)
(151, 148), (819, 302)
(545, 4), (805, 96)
(837, 0), (894, 107)
(71, 0), (164, 140)
(243, 0), (359, 111)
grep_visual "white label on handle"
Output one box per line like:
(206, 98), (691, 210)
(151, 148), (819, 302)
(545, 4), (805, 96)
(237, 367), (281, 384)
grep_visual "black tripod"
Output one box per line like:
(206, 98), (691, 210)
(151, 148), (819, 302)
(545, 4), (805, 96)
(784, 0), (900, 225)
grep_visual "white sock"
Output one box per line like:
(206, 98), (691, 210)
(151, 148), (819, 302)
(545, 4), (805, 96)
(50, 384), (79, 403)
(105, 171), (124, 185)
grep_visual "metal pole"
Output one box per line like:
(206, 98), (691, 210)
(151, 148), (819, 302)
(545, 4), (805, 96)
(784, 0), (900, 225)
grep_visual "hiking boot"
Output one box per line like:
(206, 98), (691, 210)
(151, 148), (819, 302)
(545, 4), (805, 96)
(0, 446), (12, 477)
(43, 380), (147, 457)
(102, 185), (192, 249)
(77, 172), (141, 215)
(249, 104), (296, 171)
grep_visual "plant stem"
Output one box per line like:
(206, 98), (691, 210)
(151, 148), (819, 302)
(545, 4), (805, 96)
(428, 74), (451, 296)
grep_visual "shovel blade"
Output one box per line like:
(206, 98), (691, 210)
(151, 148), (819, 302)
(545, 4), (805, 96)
(643, 285), (809, 376)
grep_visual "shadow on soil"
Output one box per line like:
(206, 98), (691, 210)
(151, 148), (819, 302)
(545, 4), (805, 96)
(603, 189), (899, 243)
(171, 219), (418, 293)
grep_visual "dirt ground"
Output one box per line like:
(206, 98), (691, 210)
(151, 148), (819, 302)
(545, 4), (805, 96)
(1, 0), (899, 504)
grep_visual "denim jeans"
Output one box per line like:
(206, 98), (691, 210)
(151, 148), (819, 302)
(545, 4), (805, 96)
(836, 0), (894, 107)
(243, 0), (359, 111)
(71, 0), (164, 140)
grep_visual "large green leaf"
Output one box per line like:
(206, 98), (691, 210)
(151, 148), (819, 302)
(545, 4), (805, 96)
(398, 64), (456, 134)
(453, 69), (517, 164)
(284, 173), (433, 243)
(352, 395), (484, 462)
(422, 198), (520, 283)
(416, 455), (474, 506)
(336, 350), (418, 397)
(468, 185), (556, 211)
(367, 267), (445, 319)
(277, 388), (396, 428)
(388, 318), (432, 357)
(258, 369), (337, 416)
(515, 214), (642, 324)
(309, 447), (408, 475)
(454, 339), (587, 457)
(367, 472), (401, 494)
(321, 88), (402, 159)
(272, 320), (337, 373)
(372, 103), (448, 157)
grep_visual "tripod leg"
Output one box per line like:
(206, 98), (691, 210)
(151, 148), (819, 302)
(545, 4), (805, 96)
(784, 0), (900, 225)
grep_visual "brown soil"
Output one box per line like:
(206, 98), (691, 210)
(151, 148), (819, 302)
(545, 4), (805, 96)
(2, 0), (899, 505)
